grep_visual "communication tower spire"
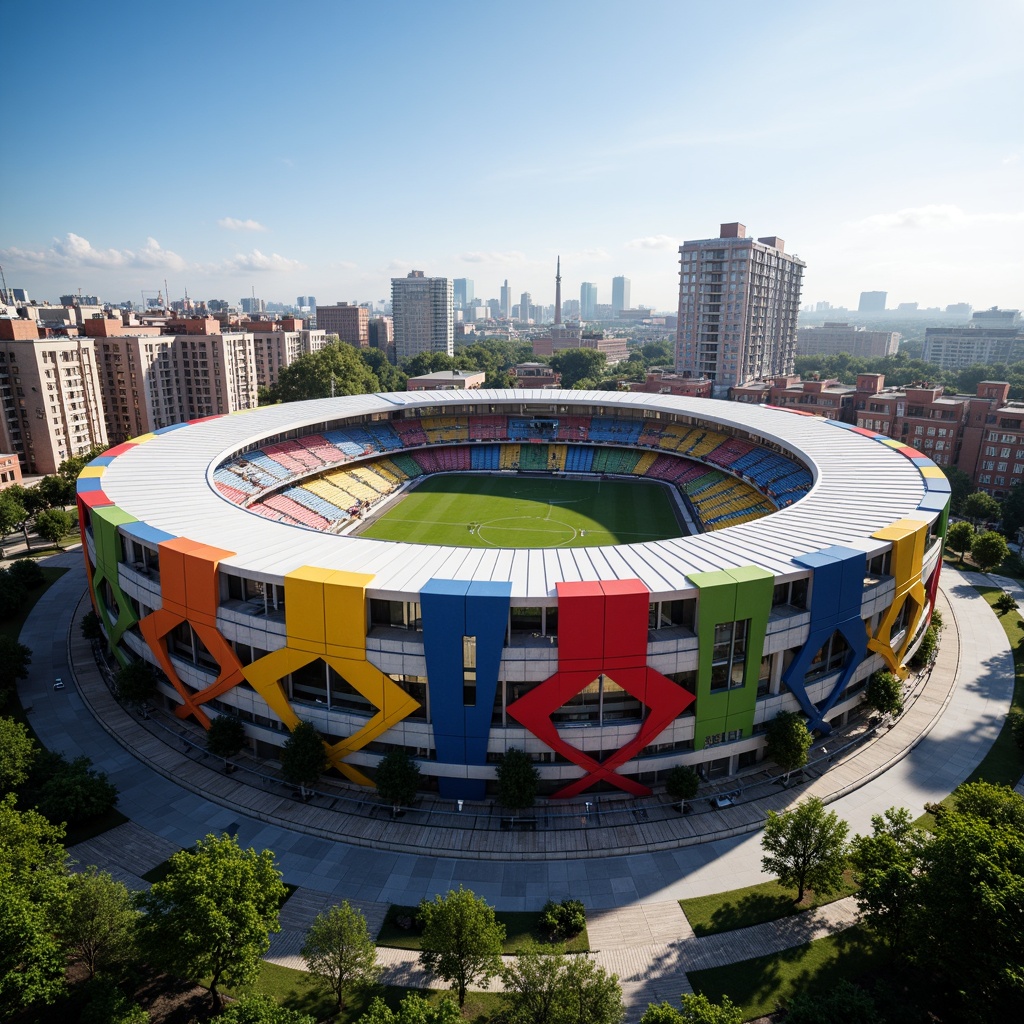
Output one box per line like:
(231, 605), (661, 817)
(554, 255), (562, 325)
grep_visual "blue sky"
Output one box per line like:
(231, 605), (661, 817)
(2, 0), (1021, 313)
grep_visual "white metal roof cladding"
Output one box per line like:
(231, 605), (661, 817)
(99, 390), (931, 600)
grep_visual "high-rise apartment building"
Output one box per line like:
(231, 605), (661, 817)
(315, 302), (369, 348)
(922, 326), (1024, 370)
(0, 319), (107, 474)
(858, 291), (887, 312)
(580, 282), (597, 320)
(248, 320), (327, 389)
(796, 323), (899, 358)
(675, 222), (805, 394)
(500, 280), (512, 319)
(391, 271), (453, 360)
(611, 276), (630, 314)
(453, 279), (474, 310)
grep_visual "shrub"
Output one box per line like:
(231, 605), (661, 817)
(910, 625), (938, 668)
(1010, 708), (1024, 752)
(7, 558), (44, 589)
(866, 670), (904, 717)
(540, 898), (586, 940)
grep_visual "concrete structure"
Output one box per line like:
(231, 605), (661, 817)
(368, 316), (394, 362)
(391, 273), (454, 361)
(731, 376), (854, 419)
(79, 390), (947, 801)
(796, 323), (899, 358)
(519, 292), (532, 323)
(315, 303), (369, 349)
(0, 451), (22, 488)
(500, 280), (512, 320)
(675, 223), (805, 395)
(629, 372), (714, 398)
(858, 291), (887, 313)
(406, 369), (485, 391)
(94, 332), (259, 443)
(580, 282), (597, 320)
(612, 276), (631, 315)
(510, 362), (561, 388)
(923, 325), (1024, 370)
(0, 321), (107, 475)
(247, 321), (327, 390)
(453, 279), (474, 310)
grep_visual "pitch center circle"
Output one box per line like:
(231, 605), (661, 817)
(475, 516), (578, 548)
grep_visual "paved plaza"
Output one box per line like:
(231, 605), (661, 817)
(18, 552), (1019, 1020)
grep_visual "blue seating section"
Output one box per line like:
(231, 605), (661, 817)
(323, 430), (369, 457)
(244, 451), (292, 480)
(589, 417), (643, 444)
(471, 445), (501, 470)
(565, 445), (595, 472)
(214, 468), (258, 493)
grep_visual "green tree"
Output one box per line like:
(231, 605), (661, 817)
(945, 519), (975, 562)
(912, 791), (1024, 1018)
(78, 978), (149, 1024)
(81, 609), (103, 640)
(549, 348), (607, 388)
(374, 748), (421, 812)
(0, 715), (37, 789)
(1000, 481), (1024, 537)
(0, 566), (27, 620)
(280, 720), (327, 798)
(640, 992), (742, 1023)
(784, 979), (879, 1024)
(38, 755), (118, 825)
(849, 807), (922, 951)
(765, 710), (812, 779)
(358, 993), (461, 1024)
(761, 797), (850, 903)
(418, 886), (505, 1007)
(0, 794), (69, 1016)
(664, 765), (700, 811)
(552, 951), (624, 1024)
(34, 507), (74, 548)
(301, 900), (381, 1012)
(212, 993), (316, 1023)
(496, 747), (540, 813)
(0, 635), (32, 708)
(138, 832), (286, 1009)
(206, 714), (247, 768)
(865, 670), (904, 718)
(1010, 706), (1024, 751)
(0, 487), (28, 546)
(270, 341), (381, 403)
(114, 659), (157, 710)
(7, 556), (44, 589)
(953, 779), (1024, 831)
(37, 473), (75, 509)
(2, 484), (35, 551)
(961, 490), (1001, 525)
(360, 347), (407, 392)
(64, 866), (139, 979)
(971, 529), (1009, 572)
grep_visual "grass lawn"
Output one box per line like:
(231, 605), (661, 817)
(679, 869), (858, 937)
(688, 923), (886, 1020)
(221, 960), (504, 1023)
(357, 474), (681, 548)
(378, 905), (589, 954)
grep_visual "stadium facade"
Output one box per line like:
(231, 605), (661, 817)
(77, 390), (949, 800)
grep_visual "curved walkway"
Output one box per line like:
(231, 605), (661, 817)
(18, 553), (1017, 1021)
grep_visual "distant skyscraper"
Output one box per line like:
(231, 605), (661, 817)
(519, 292), (532, 322)
(858, 291), (887, 312)
(453, 279), (474, 310)
(500, 280), (511, 319)
(391, 271), (453, 360)
(612, 276), (631, 314)
(580, 282), (597, 320)
(675, 221), (805, 394)
(554, 257), (562, 325)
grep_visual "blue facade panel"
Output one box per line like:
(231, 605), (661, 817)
(421, 578), (511, 800)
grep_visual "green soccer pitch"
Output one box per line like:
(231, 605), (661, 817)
(356, 474), (685, 548)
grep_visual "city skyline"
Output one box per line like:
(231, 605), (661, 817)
(1, 0), (1021, 313)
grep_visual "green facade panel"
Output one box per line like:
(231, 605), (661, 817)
(689, 566), (774, 751)
(90, 506), (139, 665)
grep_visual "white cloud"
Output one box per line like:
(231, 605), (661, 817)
(218, 249), (305, 273)
(567, 247), (612, 262)
(0, 233), (185, 271)
(625, 234), (678, 250)
(852, 204), (1024, 230)
(217, 217), (267, 232)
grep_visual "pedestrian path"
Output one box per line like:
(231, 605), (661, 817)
(20, 553), (1018, 1022)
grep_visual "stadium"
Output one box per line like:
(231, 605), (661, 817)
(77, 389), (949, 801)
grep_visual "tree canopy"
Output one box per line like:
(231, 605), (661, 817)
(280, 721), (327, 797)
(961, 490), (1001, 524)
(549, 348), (608, 388)
(496, 747), (540, 812)
(971, 529), (1009, 572)
(374, 748), (421, 810)
(63, 866), (139, 980)
(0, 716), (37, 789)
(301, 900), (381, 1011)
(268, 342), (390, 403)
(138, 832), (286, 1007)
(761, 797), (850, 902)
(945, 520), (974, 561)
(418, 887), (505, 1007)
(765, 710), (812, 777)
